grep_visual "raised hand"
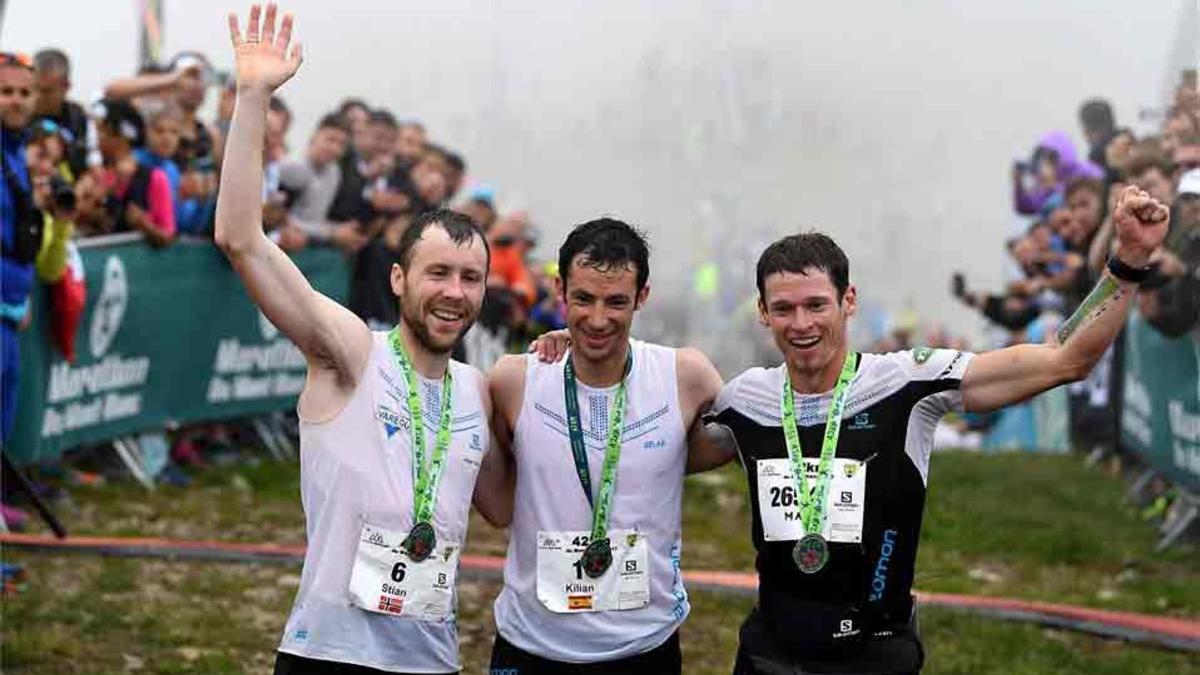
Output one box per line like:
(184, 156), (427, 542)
(227, 3), (302, 94)
(1112, 185), (1170, 267)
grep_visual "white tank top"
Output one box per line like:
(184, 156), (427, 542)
(277, 331), (488, 673)
(493, 340), (690, 662)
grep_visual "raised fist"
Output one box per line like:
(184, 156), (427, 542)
(1112, 185), (1169, 267)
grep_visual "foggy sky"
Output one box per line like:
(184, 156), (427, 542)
(2, 0), (1189, 370)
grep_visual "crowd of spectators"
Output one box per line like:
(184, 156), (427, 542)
(948, 77), (1200, 454)
(0, 46), (565, 522)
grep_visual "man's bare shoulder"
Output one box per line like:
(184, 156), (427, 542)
(487, 354), (529, 401)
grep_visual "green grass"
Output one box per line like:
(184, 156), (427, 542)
(1, 450), (1195, 673)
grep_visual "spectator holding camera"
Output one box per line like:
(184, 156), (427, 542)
(24, 124), (75, 283)
(32, 49), (89, 179)
(1013, 131), (1104, 217)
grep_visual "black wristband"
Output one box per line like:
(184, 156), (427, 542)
(1106, 256), (1153, 284)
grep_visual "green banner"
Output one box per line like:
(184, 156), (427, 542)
(10, 237), (349, 465)
(1120, 312), (1200, 494)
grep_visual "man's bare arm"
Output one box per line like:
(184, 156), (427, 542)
(676, 347), (735, 474)
(474, 355), (524, 528)
(214, 5), (369, 394)
(103, 70), (188, 101)
(962, 186), (1170, 413)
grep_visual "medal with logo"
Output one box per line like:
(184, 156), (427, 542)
(388, 327), (453, 563)
(780, 351), (857, 574)
(563, 348), (633, 579)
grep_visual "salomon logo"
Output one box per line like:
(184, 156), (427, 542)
(869, 529), (898, 602)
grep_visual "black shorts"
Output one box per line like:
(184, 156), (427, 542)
(489, 630), (681, 675)
(273, 651), (458, 675)
(732, 607), (922, 675)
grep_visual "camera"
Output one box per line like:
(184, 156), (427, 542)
(48, 175), (76, 213)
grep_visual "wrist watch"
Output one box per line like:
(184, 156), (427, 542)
(1106, 256), (1153, 284)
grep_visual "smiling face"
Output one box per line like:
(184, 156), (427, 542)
(559, 257), (648, 367)
(390, 224), (488, 354)
(759, 268), (856, 388)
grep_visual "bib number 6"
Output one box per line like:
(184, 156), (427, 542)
(391, 562), (407, 583)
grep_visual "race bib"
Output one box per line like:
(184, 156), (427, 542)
(756, 457), (866, 543)
(348, 522), (459, 622)
(536, 529), (650, 613)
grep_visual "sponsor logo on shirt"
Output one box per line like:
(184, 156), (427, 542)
(377, 404), (406, 438)
(870, 529), (899, 602)
(833, 618), (861, 639)
(846, 412), (876, 431)
(643, 438), (666, 449)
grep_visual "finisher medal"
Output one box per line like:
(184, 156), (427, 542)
(780, 351), (857, 575)
(580, 538), (613, 578)
(563, 350), (633, 582)
(792, 533), (829, 574)
(403, 521), (437, 563)
(388, 327), (454, 567)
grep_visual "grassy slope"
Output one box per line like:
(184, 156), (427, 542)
(1, 451), (1195, 674)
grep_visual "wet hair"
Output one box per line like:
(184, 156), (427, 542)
(33, 48), (70, 76)
(369, 108), (398, 129)
(756, 232), (850, 302)
(1079, 99), (1115, 136)
(558, 218), (650, 293)
(315, 113), (351, 135)
(397, 208), (489, 270)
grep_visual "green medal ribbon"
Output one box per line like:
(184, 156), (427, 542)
(780, 351), (858, 539)
(388, 327), (454, 561)
(563, 347), (632, 578)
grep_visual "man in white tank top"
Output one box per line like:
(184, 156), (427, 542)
(216, 7), (511, 673)
(487, 218), (728, 674)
